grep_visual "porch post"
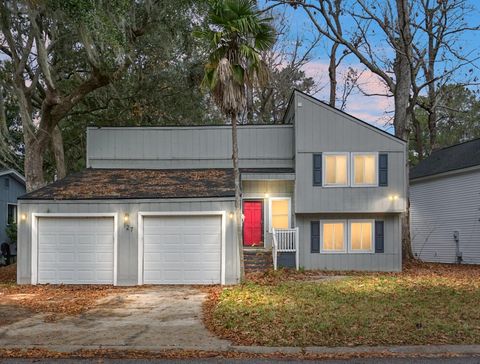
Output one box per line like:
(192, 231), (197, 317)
(295, 227), (299, 270)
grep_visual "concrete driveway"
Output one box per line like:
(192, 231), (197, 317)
(0, 286), (230, 351)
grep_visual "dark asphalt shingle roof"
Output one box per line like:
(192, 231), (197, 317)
(19, 168), (235, 200)
(410, 138), (480, 180)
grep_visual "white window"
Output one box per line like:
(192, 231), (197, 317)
(269, 198), (291, 231)
(324, 153), (349, 186)
(352, 153), (378, 186)
(321, 221), (346, 253)
(349, 220), (374, 253)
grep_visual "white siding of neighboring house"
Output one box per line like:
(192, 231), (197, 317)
(410, 168), (480, 264)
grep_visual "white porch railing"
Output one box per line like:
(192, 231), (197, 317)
(272, 227), (299, 270)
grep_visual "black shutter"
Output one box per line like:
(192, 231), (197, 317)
(375, 220), (384, 253)
(379, 153), (388, 186)
(311, 221), (320, 253)
(313, 154), (322, 186)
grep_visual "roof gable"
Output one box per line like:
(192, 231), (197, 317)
(0, 169), (26, 185)
(289, 89), (405, 145)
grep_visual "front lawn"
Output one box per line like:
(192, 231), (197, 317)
(205, 263), (480, 347)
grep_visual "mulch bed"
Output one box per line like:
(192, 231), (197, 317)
(0, 264), (17, 284)
(243, 260), (480, 285)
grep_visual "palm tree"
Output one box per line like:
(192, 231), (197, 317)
(199, 0), (275, 280)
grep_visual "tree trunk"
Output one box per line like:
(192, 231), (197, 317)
(328, 42), (339, 107)
(412, 114), (424, 161)
(51, 125), (66, 180)
(24, 134), (47, 192)
(394, 0), (414, 261)
(427, 103), (438, 152)
(246, 86), (254, 124)
(231, 113), (245, 282)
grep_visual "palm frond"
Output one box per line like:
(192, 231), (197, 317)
(197, 0), (276, 116)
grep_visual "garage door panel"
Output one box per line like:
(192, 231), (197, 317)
(143, 215), (222, 284)
(38, 217), (115, 284)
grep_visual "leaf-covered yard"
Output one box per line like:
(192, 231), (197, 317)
(0, 264), (126, 324)
(204, 263), (480, 347)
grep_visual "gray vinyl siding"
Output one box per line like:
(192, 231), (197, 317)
(0, 176), (26, 243)
(242, 180), (295, 249)
(411, 169), (480, 264)
(297, 213), (402, 271)
(293, 92), (407, 213)
(17, 198), (238, 285)
(87, 125), (294, 169)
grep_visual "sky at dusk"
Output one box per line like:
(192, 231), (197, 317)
(261, 0), (480, 132)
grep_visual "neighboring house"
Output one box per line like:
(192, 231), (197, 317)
(410, 138), (480, 264)
(0, 169), (26, 244)
(17, 90), (407, 285)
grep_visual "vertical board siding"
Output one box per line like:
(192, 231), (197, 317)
(88, 126), (294, 169)
(17, 199), (238, 285)
(0, 176), (26, 243)
(411, 170), (480, 264)
(294, 93), (406, 213)
(297, 213), (401, 272)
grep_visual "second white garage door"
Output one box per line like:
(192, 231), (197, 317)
(142, 215), (222, 284)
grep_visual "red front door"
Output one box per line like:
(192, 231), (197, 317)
(243, 200), (263, 246)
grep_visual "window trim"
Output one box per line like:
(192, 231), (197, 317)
(268, 197), (291, 232)
(348, 219), (375, 254)
(320, 220), (347, 254)
(322, 152), (350, 187)
(6, 203), (17, 225)
(351, 152), (379, 187)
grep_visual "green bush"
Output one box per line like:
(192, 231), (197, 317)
(5, 222), (17, 243)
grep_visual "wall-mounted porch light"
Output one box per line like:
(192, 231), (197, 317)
(264, 193), (269, 198)
(124, 213), (133, 231)
(20, 213), (27, 221)
(388, 194), (399, 201)
(228, 212), (234, 219)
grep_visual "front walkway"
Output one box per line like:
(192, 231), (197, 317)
(0, 286), (230, 351)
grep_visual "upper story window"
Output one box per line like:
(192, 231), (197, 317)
(324, 153), (348, 186)
(4, 178), (9, 189)
(352, 153), (378, 186)
(317, 152), (386, 187)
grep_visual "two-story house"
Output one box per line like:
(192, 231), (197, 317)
(17, 90), (407, 285)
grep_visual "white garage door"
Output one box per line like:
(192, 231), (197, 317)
(37, 217), (115, 284)
(143, 215), (222, 284)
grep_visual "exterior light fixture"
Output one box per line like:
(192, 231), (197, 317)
(228, 212), (234, 219)
(264, 193), (269, 198)
(388, 195), (400, 201)
(124, 213), (133, 231)
(20, 213), (27, 221)
(393, 195), (399, 201)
